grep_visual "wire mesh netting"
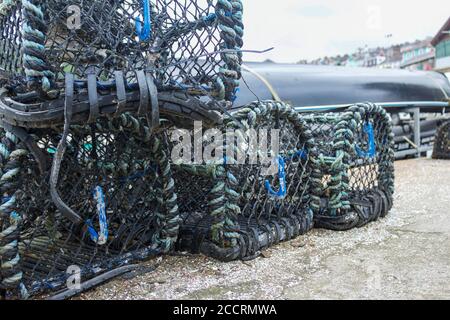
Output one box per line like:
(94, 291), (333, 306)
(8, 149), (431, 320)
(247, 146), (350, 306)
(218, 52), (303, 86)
(174, 101), (315, 261)
(0, 0), (245, 300)
(0, 114), (179, 299)
(304, 103), (395, 231)
(0, 0), (399, 300)
(432, 120), (450, 160)
(0, 0), (243, 102)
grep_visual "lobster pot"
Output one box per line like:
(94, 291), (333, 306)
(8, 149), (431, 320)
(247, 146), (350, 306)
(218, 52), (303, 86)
(0, 0), (243, 102)
(0, 115), (179, 299)
(304, 103), (395, 231)
(432, 121), (450, 160)
(174, 101), (315, 261)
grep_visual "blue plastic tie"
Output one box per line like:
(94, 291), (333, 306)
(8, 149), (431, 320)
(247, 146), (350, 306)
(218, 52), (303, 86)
(135, 0), (152, 41)
(356, 122), (376, 158)
(231, 87), (240, 103)
(263, 149), (307, 199)
(203, 13), (217, 23)
(86, 186), (108, 245)
(265, 157), (287, 199)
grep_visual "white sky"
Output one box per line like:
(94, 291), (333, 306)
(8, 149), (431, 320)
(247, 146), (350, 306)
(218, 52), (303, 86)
(242, 0), (450, 63)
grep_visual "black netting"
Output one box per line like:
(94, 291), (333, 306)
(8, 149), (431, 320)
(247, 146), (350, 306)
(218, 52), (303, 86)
(0, 0), (245, 299)
(432, 120), (450, 159)
(0, 2), (22, 77)
(0, 99), (397, 299)
(0, 0), (243, 101)
(174, 101), (315, 261)
(304, 103), (395, 231)
(0, 115), (179, 298)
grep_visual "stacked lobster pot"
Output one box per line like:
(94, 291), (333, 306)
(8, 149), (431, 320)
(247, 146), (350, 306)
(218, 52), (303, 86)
(0, 0), (399, 300)
(175, 101), (316, 261)
(304, 103), (395, 231)
(0, 0), (243, 299)
(432, 120), (450, 159)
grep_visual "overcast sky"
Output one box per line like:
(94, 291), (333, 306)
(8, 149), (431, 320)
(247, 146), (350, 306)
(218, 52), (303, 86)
(242, 0), (450, 63)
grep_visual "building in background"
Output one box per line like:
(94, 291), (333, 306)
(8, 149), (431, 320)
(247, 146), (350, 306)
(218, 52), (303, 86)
(344, 55), (365, 67)
(400, 38), (435, 71)
(298, 22), (450, 72)
(379, 45), (403, 69)
(432, 17), (450, 73)
(364, 50), (386, 68)
(302, 42), (424, 70)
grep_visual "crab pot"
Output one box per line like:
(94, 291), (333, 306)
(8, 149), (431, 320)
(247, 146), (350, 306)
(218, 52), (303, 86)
(0, 0), (246, 299)
(0, 115), (180, 299)
(304, 103), (395, 231)
(0, 0), (243, 102)
(174, 101), (315, 261)
(432, 121), (450, 160)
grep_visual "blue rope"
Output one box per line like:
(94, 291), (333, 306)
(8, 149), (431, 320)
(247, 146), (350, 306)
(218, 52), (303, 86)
(356, 122), (376, 158)
(231, 87), (240, 103)
(86, 186), (108, 245)
(265, 157), (287, 199)
(135, 0), (152, 41)
(264, 149), (308, 199)
(203, 13), (217, 23)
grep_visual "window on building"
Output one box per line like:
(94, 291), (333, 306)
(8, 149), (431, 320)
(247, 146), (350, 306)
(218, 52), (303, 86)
(436, 40), (450, 59)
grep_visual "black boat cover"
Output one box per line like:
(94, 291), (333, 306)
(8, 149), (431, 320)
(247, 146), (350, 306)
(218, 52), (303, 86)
(236, 62), (450, 107)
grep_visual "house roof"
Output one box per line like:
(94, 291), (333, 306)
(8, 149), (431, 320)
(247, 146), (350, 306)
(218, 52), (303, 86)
(431, 17), (450, 46)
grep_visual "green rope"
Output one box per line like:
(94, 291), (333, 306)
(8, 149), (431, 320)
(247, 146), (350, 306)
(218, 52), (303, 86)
(72, 113), (180, 253)
(0, 129), (28, 299)
(21, 0), (55, 93)
(307, 102), (395, 218)
(215, 0), (244, 103)
(151, 134), (181, 253)
(432, 121), (450, 160)
(185, 100), (315, 248)
(0, 0), (16, 15)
